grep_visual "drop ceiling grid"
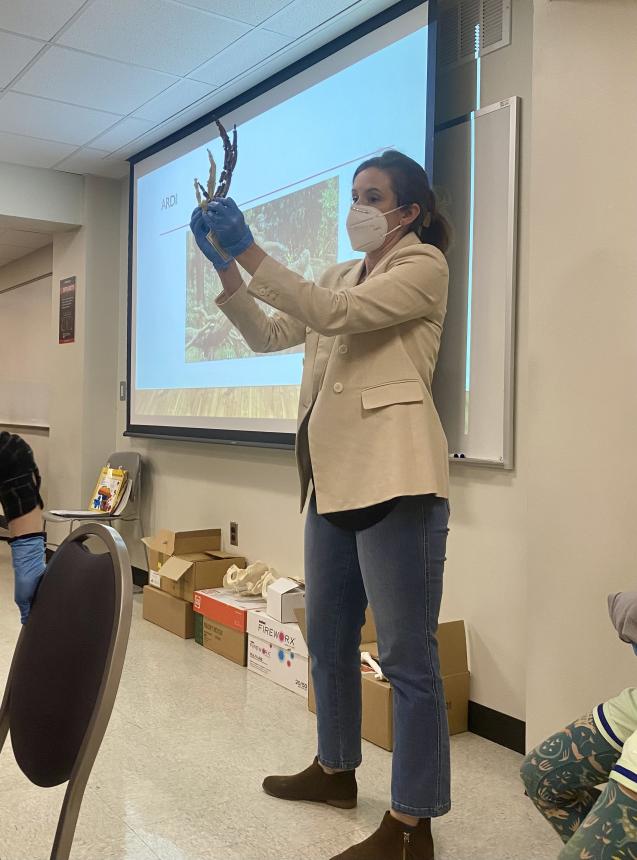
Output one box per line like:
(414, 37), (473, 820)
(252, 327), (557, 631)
(0, 0), (395, 177)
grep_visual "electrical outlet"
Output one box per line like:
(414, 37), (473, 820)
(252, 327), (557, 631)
(230, 521), (239, 546)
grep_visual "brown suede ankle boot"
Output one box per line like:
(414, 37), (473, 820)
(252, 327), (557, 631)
(262, 757), (357, 809)
(329, 811), (434, 859)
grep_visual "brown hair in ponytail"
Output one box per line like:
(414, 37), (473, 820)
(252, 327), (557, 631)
(353, 149), (452, 255)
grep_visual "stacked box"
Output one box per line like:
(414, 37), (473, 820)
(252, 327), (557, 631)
(141, 528), (245, 639)
(301, 610), (470, 752)
(193, 588), (266, 666)
(246, 609), (309, 698)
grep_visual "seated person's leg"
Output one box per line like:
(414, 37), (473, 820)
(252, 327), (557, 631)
(521, 710), (620, 844)
(0, 433), (46, 623)
(558, 727), (637, 859)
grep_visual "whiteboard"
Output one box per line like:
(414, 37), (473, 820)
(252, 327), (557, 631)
(0, 276), (52, 428)
(433, 97), (519, 467)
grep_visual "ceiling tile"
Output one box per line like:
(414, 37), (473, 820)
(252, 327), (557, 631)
(0, 230), (52, 249)
(0, 32), (44, 89)
(131, 87), (232, 149)
(173, 0), (291, 26)
(54, 148), (129, 179)
(265, 0), (370, 38)
(134, 78), (214, 123)
(189, 27), (290, 86)
(0, 0), (87, 41)
(58, 0), (251, 76)
(0, 92), (119, 146)
(0, 129), (77, 168)
(14, 46), (179, 115)
(88, 117), (156, 152)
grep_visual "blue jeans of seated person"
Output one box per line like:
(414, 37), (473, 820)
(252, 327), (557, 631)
(305, 492), (451, 818)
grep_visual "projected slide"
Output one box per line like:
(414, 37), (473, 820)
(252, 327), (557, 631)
(185, 178), (339, 364)
(130, 4), (431, 439)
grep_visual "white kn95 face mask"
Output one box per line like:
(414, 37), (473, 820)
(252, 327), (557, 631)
(346, 204), (403, 252)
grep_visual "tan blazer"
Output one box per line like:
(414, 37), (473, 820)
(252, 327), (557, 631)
(217, 233), (449, 514)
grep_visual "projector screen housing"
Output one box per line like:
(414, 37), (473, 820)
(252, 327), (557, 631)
(126, 0), (436, 449)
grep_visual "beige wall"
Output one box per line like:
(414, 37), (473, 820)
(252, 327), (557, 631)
(525, 0), (637, 747)
(0, 161), (82, 225)
(0, 245), (53, 294)
(47, 177), (122, 546)
(0, 246), (53, 503)
(433, 0), (534, 720)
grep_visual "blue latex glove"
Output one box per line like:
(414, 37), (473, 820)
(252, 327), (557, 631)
(190, 207), (234, 271)
(202, 198), (254, 257)
(11, 533), (46, 624)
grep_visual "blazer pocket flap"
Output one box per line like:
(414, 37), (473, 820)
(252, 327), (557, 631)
(361, 380), (424, 410)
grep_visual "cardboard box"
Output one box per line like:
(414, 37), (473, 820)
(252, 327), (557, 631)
(194, 613), (247, 666)
(266, 578), (305, 623)
(246, 610), (309, 698)
(193, 588), (266, 632)
(361, 607), (377, 645)
(142, 528), (222, 573)
(306, 621), (470, 751)
(294, 607), (376, 650)
(247, 636), (309, 698)
(442, 671), (471, 736)
(142, 585), (194, 639)
(150, 551), (245, 603)
(247, 610), (309, 658)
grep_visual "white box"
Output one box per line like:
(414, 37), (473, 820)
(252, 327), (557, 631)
(246, 610), (308, 659)
(248, 635), (308, 698)
(266, 578), (305, 623)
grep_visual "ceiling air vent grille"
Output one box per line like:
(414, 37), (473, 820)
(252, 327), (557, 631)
(438, 0), (511, 69)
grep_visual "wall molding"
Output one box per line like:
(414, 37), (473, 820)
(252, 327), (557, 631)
(468, 701), (526, 754)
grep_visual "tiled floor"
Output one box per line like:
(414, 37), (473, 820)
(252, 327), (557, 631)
(0, 545), (558, 860)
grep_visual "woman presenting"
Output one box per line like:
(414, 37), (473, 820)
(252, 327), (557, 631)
(190, 149), (451, 860)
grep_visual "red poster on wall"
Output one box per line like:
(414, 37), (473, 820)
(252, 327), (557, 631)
(59, 276), (76, 344)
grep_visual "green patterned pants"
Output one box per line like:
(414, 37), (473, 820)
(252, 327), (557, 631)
(521, 712), (637, 858)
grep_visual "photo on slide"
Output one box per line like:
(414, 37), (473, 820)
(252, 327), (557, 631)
(185, 176), (339, 363)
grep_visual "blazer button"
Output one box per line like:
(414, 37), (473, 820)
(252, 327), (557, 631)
(338, 344), (348, 354)
(258, 287), (266, 296)
(333, 382), (343, 394)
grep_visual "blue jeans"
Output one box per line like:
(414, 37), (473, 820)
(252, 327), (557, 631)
(305, 492), (451, 818)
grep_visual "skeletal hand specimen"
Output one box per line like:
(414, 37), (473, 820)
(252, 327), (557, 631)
(194, 118), (238, 210)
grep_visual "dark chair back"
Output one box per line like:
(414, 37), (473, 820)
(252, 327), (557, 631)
(0, 523), (132, 859)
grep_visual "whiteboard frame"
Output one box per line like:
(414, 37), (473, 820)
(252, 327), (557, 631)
(498, 96), (519, 470)
(444, 96), (519, 470)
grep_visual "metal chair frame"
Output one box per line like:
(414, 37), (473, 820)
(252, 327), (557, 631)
(0, 523), (133, 860)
